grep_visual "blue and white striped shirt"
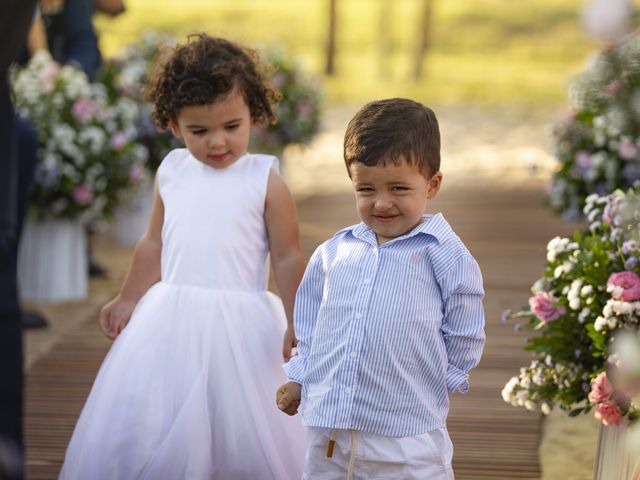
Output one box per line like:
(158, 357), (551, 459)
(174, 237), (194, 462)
(285, 213), (485, 437)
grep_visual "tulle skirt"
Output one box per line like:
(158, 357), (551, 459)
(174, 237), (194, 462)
(59, 282), (306, 480)
(593, 422), (640, 480)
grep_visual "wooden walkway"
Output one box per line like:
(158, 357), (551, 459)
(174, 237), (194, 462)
(23, 183), (576, 479)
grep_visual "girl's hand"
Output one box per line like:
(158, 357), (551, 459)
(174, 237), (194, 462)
(282, 326), (297, 362)
(276, 381), (301, 416)
(99, 295), (136, 340)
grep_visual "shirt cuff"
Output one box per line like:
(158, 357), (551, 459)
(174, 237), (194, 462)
(446, 364), (469, 394)
(282, 355), (305, 384)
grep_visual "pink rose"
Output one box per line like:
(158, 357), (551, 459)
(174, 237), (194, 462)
(594, 400), (623, 426)
(72, 98), (97, 123)
(528, 292), (566, 322)
(73, 184), (93, 205)
(608, 271), (640, 302)
(588, 372), (613, 404)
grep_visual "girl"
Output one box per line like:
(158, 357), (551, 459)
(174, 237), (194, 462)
(60, 34), (306, 479)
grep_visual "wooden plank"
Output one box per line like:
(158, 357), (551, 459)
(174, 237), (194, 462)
(23, 184), (570, 479)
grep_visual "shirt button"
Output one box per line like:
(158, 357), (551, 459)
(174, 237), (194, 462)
(344, 387), (352, 395)
(363, 278), (371, 285)
(350, 351), (357, 358)
(354, 313), (362, 319)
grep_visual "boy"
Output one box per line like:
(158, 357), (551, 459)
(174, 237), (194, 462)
(277, 98), (485, 479)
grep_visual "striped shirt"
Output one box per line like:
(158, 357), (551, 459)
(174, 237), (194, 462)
(285, 213), (485, 437)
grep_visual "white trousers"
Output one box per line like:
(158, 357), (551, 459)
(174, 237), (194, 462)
(302, 427), (454, 479)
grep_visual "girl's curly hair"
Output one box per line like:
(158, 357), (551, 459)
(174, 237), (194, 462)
(144, 33), (280, 130)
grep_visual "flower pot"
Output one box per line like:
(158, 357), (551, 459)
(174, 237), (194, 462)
(112, 181), (154, 247)
(18, 218), (87, 303)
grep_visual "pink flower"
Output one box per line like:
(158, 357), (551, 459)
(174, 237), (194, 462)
(528, 292), (566, 322)
(72, 98), (97, 122)
(575, 151), (592, 170)
(128, 164), (143, 184)
(603, 80), (622, 96)
(40, 62), (60, 92)
(608, 271), (640, 302)
(618, 140), (638, 160)
(110, 131), (129, 150)
(562, 109), (576, 124)
(594, 400), (623, 426)
(271, 72), (286, 89)
(73, 184), (93, 205)
(588, 372), (613, 404)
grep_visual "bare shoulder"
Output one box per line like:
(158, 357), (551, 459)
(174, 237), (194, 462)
(265, 168), (293, 204)
(264, 169), (300, 255)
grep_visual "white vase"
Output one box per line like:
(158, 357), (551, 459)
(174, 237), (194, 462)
(593, 422), (640, 479)
(112, 181), (154, 247)
(17, 218), (88, 303)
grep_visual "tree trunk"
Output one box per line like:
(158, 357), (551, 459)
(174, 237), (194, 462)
(412, 0), (433, 80)
(325, 0), (337, 75)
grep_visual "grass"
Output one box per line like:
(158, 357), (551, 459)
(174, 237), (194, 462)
(94, 0), (609, 108)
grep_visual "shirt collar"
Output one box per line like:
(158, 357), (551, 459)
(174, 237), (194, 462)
(346, 213), (451, 246)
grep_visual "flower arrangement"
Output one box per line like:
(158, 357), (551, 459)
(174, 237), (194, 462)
(250, 46), (322, 155)
(547, 32), (640, 222)
(11, 51), (148, 223)
(502, 187), (640, 425)
(99, 31), (182, 173)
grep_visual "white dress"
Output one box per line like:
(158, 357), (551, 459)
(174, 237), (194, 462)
(60, 150), (306, 480)
(594, 422), (640, 480)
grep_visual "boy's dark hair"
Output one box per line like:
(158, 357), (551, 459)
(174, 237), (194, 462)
(145, 33), (280, 130)
(344, 98), (441, 178)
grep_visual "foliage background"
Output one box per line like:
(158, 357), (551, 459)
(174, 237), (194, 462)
(93, 0), (615, 109)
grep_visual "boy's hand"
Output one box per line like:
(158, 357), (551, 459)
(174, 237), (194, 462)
(276, 381), (301, 416)
(282, 327), (297, 362)
(99, 295), (136, 340)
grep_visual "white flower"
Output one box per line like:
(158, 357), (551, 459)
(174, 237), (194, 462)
(570, 298), (581, 310)
(581, 285), (594, 296)
(541, 403), (551, 415)
(501, 377), (519, 403)
(515, 390), (529, 406)
(594, 316), (608, 331)
(578, 308), (591, 323)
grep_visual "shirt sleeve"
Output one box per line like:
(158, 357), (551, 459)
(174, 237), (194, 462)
(439, 254), (485, 394)
(282, 245), (325, 384)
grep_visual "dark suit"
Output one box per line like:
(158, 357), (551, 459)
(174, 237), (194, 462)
(0, 1), (38, 478)
(43, 0), (102, 81)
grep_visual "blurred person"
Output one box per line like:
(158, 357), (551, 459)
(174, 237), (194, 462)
(0, 0), (39, 478)
(41, 0), (124, 277)
(12, 6), (55, 330)
(277, 98), (486, 479)
(59, 34), (306, 479)
(41, 0), (101, 80)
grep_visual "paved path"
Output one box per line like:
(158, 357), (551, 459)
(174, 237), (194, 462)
(22, 105), (597, 479)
